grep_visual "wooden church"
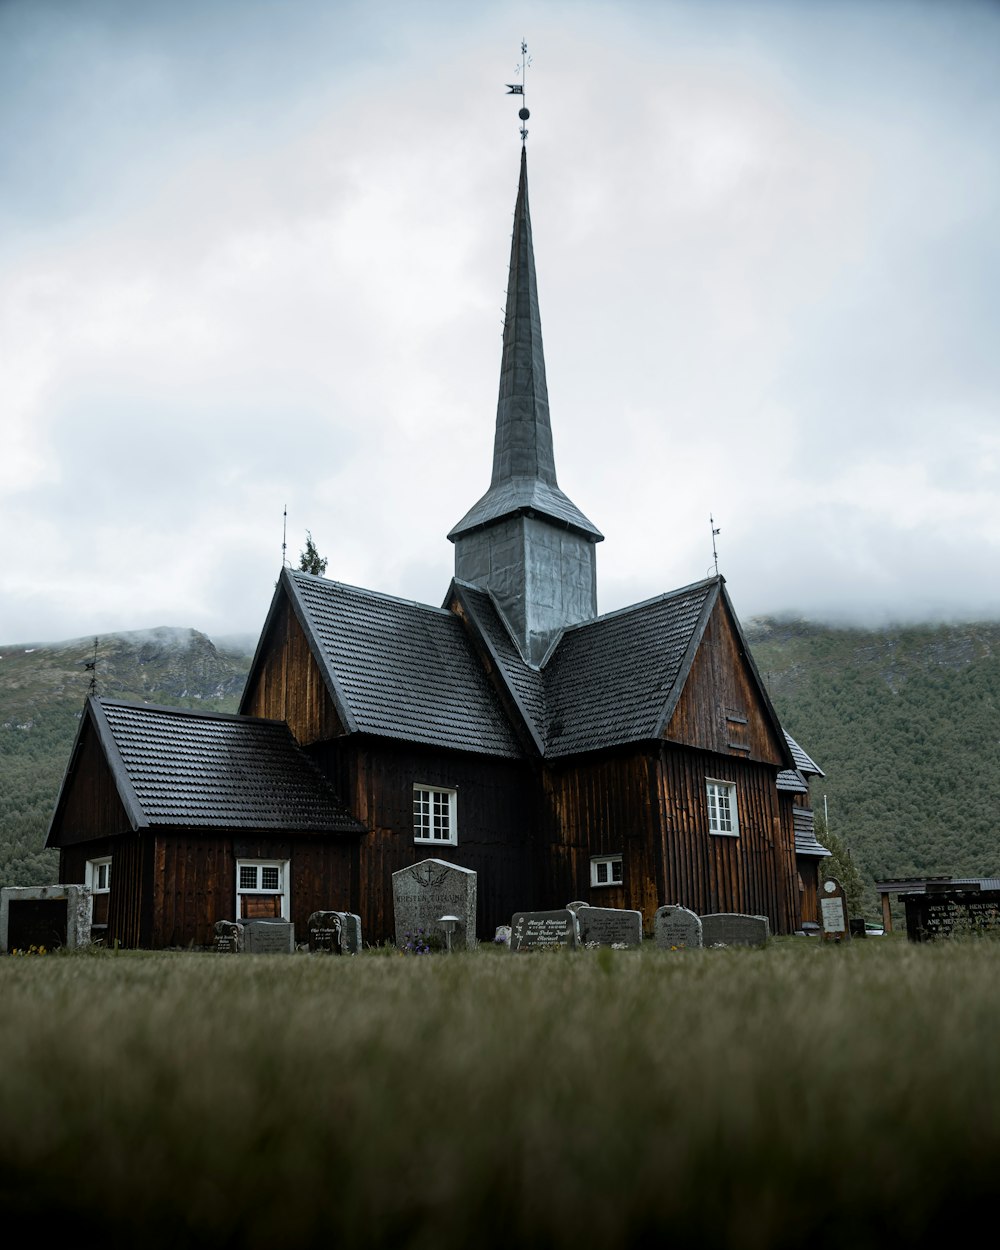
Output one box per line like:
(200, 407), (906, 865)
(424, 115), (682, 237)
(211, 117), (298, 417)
(47, 144), (828, 948)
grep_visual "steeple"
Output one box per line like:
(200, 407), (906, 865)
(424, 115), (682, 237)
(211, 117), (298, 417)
(449, 147), (602, 665)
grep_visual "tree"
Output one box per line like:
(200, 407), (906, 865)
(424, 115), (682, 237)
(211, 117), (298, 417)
(815, 809), (868, 919)
(299, 531), (328, 577)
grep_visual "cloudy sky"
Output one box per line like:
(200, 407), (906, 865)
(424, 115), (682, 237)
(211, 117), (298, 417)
(2, 0), (998, 644)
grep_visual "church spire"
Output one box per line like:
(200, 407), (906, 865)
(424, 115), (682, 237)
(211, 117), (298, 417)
(449, 138), (602, 666)
(448, 147), (602, 543)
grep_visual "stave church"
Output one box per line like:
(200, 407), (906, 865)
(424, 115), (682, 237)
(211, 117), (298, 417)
(47, 132), (828, 948)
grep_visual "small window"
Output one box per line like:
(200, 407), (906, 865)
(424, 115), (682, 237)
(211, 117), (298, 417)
(590, 855), (623, 887)
(86, 858), (112, 893)
(706, 779), (739, 836)
(236, 859), (289, 920)
(413, 785), (458, 845)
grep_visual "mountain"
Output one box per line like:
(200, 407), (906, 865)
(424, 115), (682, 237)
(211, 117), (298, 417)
(0, 628), (252, 886)
(2, 617), (999, 901)
(746, 617), (1000, 896)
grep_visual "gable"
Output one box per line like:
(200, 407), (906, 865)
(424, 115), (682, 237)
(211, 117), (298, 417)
(264, 571), (524, 759)
(663, 593), (788, 766)
(47, 711), (135, 848)
(240, 585), (346, 745)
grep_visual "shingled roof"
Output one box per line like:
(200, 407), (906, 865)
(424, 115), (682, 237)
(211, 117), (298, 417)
(282, 571), (524, 759)
(785, 732), (825, 777)
(453, 576), (727, 758)
(793, 807), (831, 858)
(50, 698), (364, 835)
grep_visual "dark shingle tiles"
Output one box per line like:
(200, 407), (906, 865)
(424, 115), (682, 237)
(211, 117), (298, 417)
(99, 701), (361, 831)
(288, 574), (523, 758)
(784, 731), (825, 777)
(793, 807), (831, 857)
(777, 769), (809, 793)
(542, 581), (715, 758)
(453, 583), (548, 744)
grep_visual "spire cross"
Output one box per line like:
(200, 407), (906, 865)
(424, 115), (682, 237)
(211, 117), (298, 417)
(505, 40), (532, 144)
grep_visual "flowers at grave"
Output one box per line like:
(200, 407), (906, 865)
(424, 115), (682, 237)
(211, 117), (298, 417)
(10, 944), (48, 956)
(402, 928), (433, 955)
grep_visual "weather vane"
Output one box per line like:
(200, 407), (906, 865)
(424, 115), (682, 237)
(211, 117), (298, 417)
(710, 514), (721, 577)
(505, 39), (532, 144)
(83, 637), (99, 696)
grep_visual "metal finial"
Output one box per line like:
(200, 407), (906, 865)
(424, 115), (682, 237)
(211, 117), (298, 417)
(84, 637), (99, 696)
(710, 514), (721, 577)
(505, 39), (532, 143)
(282, 504), (288, 567)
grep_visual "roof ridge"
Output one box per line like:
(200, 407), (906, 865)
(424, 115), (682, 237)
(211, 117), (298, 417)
(289, 570), (452, 617)
(98, 698), (288, 727)
(558, 575), (722, 635)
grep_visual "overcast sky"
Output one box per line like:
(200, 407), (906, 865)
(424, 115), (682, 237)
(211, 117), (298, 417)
(2, 0), (998, 645)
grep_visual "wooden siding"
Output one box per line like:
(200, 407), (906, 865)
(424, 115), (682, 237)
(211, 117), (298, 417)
(656, 745), (798, 934)
(49, 718), (132, 846)
(310, 737), (536, 944)
(149, 833), (356, 948)
(664, 597), (786, 766)
(241, 592), (344, 744)
(798, 856), (820, 927)
(540, 749), (663, 925)
(60, 834), (153, 948)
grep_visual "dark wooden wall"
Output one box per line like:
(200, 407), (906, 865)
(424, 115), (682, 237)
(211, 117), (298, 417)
(664, 597), (786, 766)
(656, 745), (798, 934)
(49, 720), (132, 845)
(310, 737), (536, 944)
(540, 748), (662, 922)
(241, 592), (344, 744)
(61, 833), (154, 948)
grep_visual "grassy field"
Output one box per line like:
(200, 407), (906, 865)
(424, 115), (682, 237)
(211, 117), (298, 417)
(2, 937), (999, 1248)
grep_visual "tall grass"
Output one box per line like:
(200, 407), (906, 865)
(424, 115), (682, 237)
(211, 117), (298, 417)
(2, 939), (999, 1248)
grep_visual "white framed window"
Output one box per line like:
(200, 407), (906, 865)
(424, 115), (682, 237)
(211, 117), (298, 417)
(413, 785), (458, 845)
(706, 779), (739, 836)
(86, 857), (112, 893)
(590, 855), (623, 887)
(236, 859), (290, 919)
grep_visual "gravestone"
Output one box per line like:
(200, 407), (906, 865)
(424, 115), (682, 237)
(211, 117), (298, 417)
(493, 925), (512, 947)
(849, 917), (867, 939)
(653, 904), (703, 950)
(701, 913), (770, 948)
(214, 920), (244, 953)
(510, 909), (579, 951)
(577, 905), (643, 948)
(903, 888), (1000, 942)
(242, 918), (295, 954)
(1, 885), (93, 954)
(392, 859), (477, 951)
(819, 878), (850, 942)
(307, 911), (362, 954)
(566, 900), (589, 914)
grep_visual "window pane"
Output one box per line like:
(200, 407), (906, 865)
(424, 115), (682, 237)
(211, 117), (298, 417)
(612, 859), (623, 882)
(260, 866), (280, 891)
(597, 862), (609, 883)
(239, 866), (258, 890)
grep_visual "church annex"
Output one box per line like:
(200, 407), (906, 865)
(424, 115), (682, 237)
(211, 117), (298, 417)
(46, 144), (828, 947)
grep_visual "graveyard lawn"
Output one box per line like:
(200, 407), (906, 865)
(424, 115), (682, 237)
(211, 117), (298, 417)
(2, 939), (1000, 1249)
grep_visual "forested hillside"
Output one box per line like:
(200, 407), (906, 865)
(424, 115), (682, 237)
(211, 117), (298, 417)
(2, 618), (998, 900)
(0, 629), (251, 886)
(747, 618), (1000, 892)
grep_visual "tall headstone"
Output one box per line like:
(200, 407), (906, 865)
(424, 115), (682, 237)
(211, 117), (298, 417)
(819, 878), (850, 943)
(576, 905), (643, 948)
(653, 904), (703, 950)
(701, 913), (770, 948)
(392, 859), (477, 951)
(510, 909), (579, 951)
